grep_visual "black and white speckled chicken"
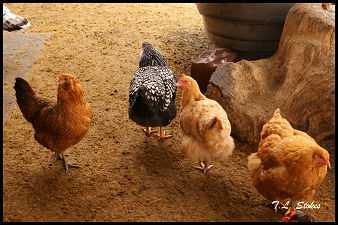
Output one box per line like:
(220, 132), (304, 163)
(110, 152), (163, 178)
(129, 42), (176, 139)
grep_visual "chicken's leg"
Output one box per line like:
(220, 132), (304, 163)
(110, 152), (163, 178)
(155, 127), (173, 139)
(143, 127), (157, 137)
(57, 153), (81, 173)
(193, 161), (214, 174)
(50, 152), (62, 161)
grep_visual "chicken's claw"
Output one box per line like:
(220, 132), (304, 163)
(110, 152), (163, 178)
(205, 164), (214, 173)
(143, 127), (157, 137)
(63, 162), (81, 173)
(57, 153), (81, 173)
(193, 161), (214, 174)
(155, 127), (173, 140)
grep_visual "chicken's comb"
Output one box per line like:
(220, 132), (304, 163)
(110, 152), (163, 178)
(58, 74), (78, 86)
(179, 73), (189, 80)
(58, 74), (77, 82)
(177, 74), (189, 87)
(59, 73), (75, 79)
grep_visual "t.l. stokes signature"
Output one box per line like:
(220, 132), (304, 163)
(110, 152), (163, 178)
(272, 200), (320, 213)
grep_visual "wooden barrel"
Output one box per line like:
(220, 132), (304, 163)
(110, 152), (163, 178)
(196, 3), (295, 59)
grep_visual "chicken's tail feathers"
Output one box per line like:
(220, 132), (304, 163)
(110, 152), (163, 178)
(14, 77), (35, 98)
(14, 77), (42, 123)
(273, 108), (281, 118)
(247, 153), (262, 174)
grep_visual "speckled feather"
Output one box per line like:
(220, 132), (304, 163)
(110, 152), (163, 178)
(129, 66), (176, 112)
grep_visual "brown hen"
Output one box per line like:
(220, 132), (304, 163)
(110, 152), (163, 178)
(248, 108), (330, 211)
(14, 74), (92, 172)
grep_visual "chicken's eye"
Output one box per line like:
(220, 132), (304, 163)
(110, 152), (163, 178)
(313, 154), (322, 161)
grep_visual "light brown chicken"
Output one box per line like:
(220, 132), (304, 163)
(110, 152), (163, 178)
(248, 108), (331, 207)
(14, 74), (92, 172)
(177, 74), (235, 174)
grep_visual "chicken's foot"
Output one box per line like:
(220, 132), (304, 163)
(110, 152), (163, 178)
(57, 153), (81, 173)
(193, 161), (214, 174)
(155, 127), (173, 139)
(143, 127), (157, 137)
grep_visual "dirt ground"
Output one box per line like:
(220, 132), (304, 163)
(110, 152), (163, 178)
(3, 3), (335, 222)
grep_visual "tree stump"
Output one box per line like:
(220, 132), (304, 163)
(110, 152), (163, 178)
(206, 3), (335, 152)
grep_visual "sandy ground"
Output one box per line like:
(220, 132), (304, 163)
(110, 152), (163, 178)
(3, 3), (335, 222)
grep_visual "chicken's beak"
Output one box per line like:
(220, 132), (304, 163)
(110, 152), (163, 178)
(327, 160), (331, 169)
(176, 74), (187, 87)
(57, 76), (62, 85)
